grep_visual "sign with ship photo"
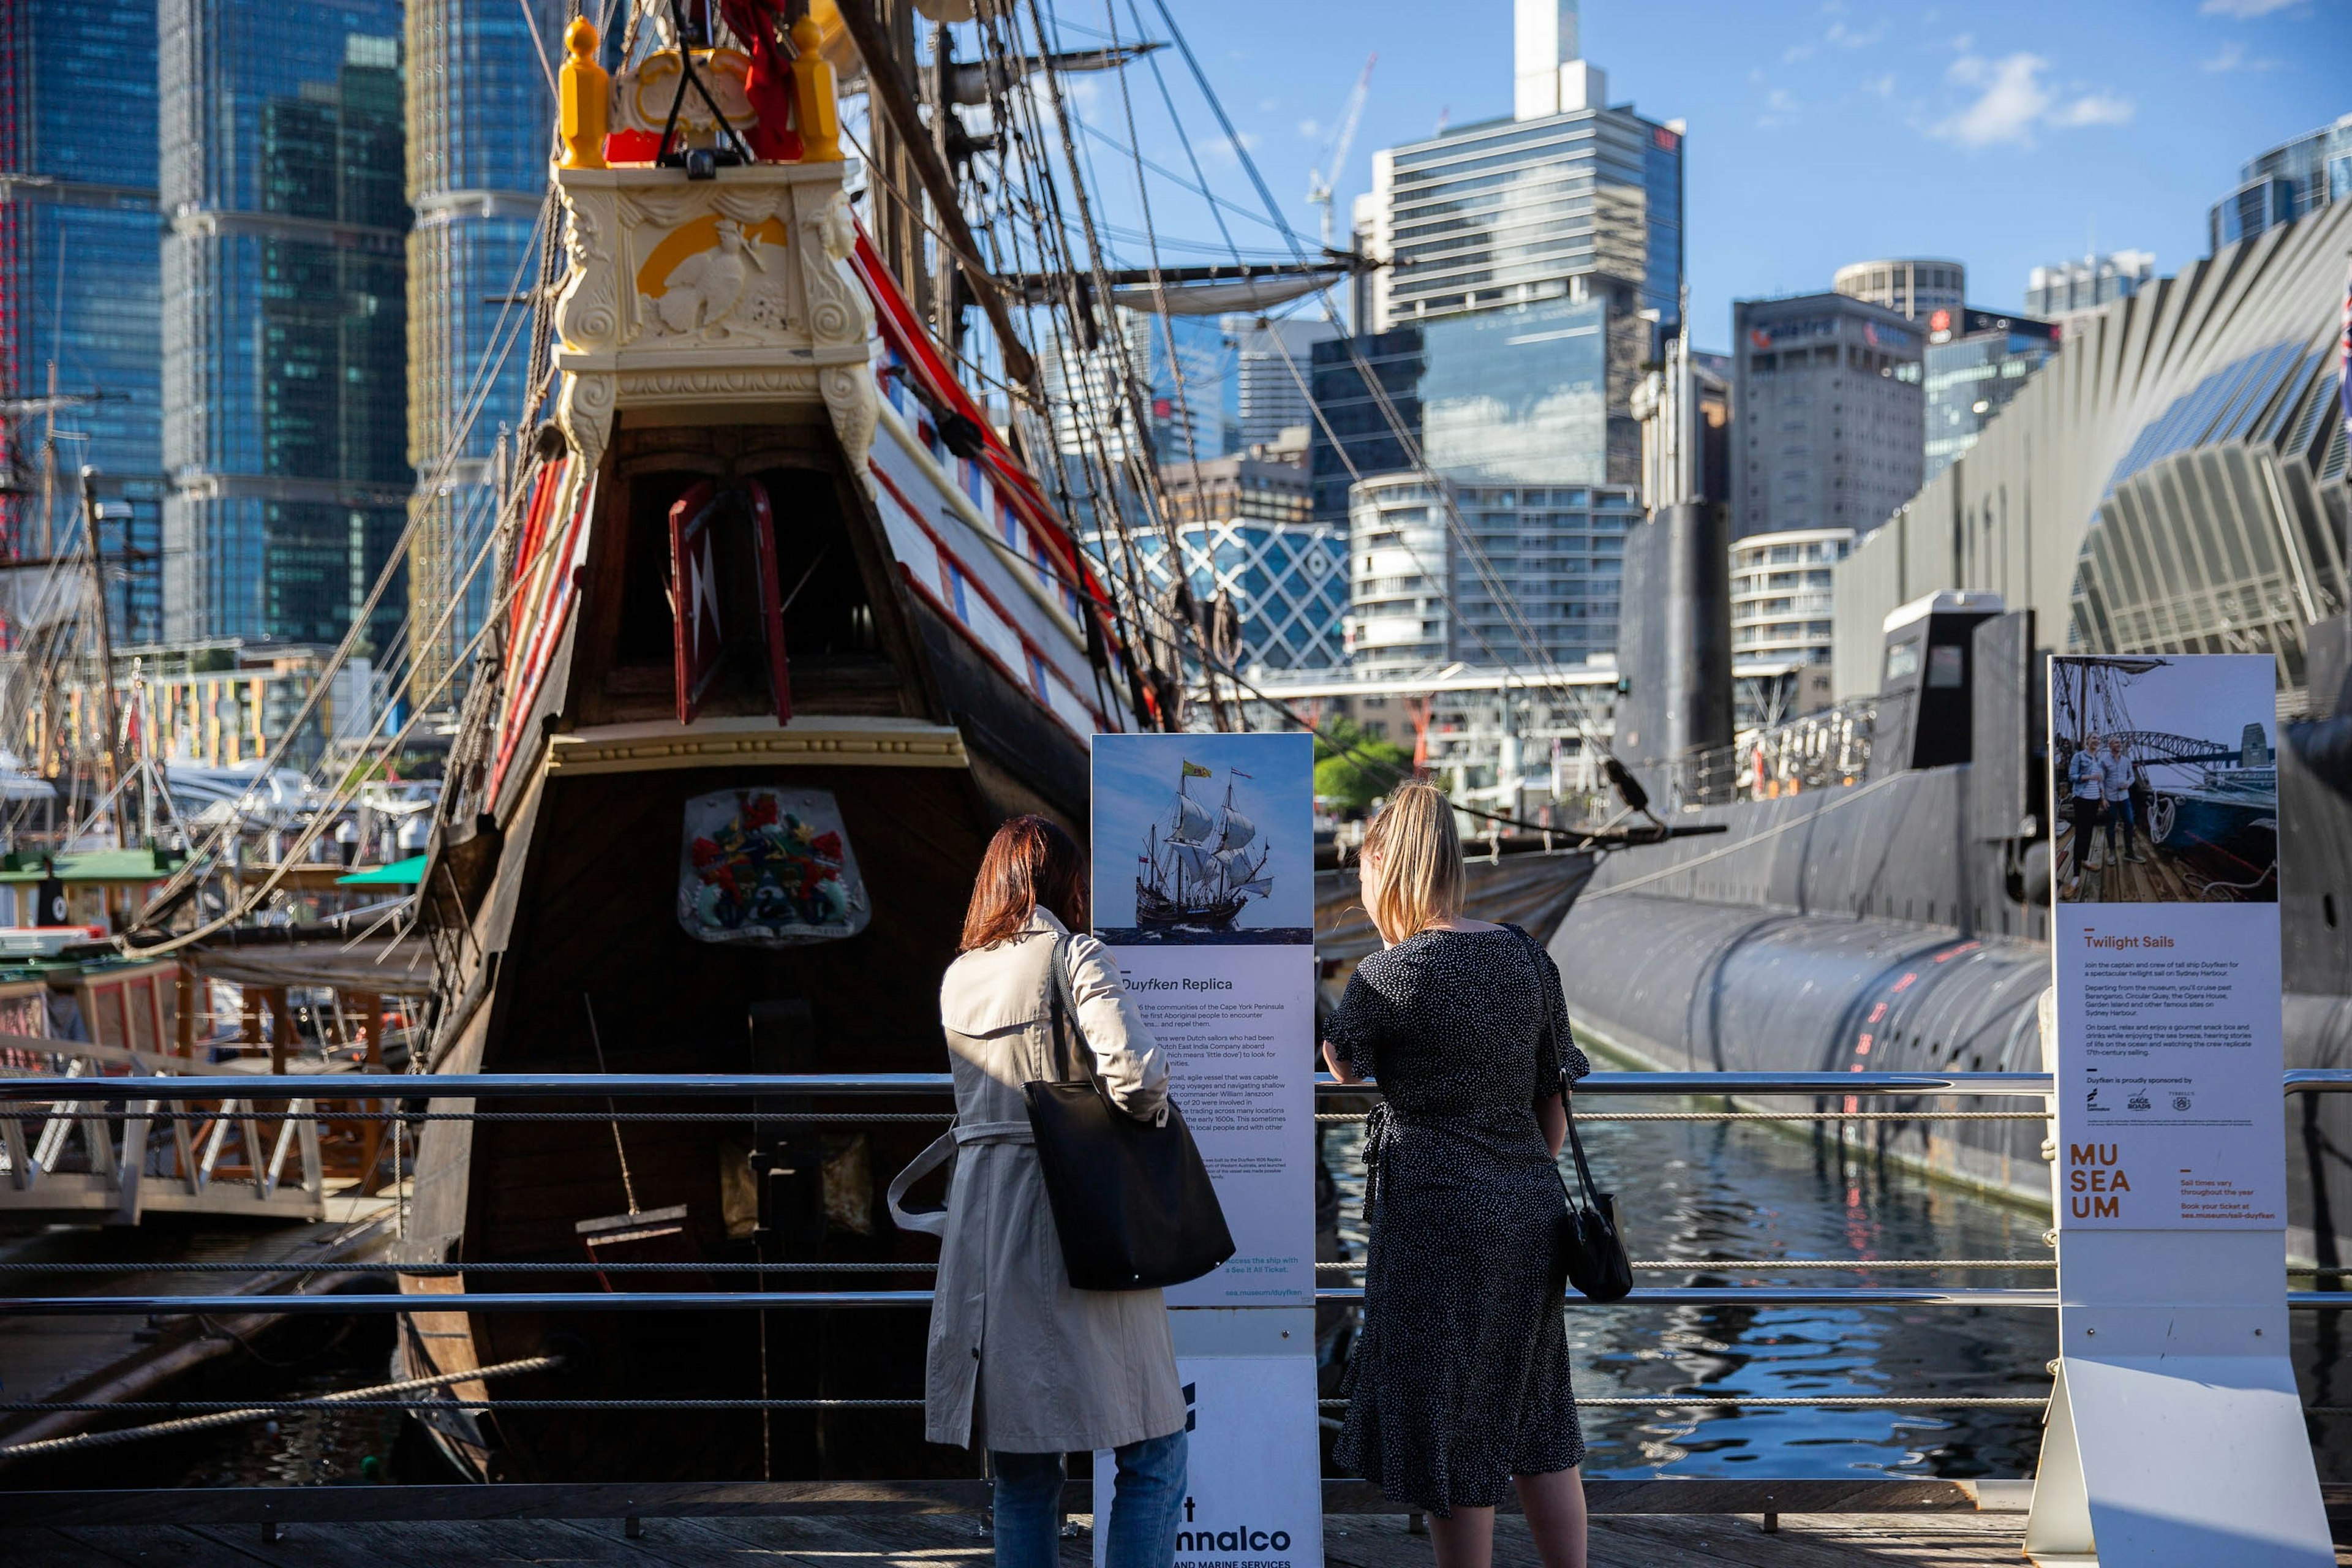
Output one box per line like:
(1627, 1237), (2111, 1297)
(2048, 654), (2285, 1231)
(1092, 732), (1315, 1307)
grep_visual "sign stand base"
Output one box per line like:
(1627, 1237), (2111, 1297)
(2024, 1236), (2330, 1567)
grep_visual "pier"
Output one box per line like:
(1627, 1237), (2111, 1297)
(0, 1483), (2082, 1567)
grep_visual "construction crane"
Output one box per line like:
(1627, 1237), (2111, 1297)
(1305, 53), (1376, 249)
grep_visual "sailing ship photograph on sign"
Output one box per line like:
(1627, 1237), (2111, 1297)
(1139, 760), (1269, 932)
(1094, 734), (1313, 946)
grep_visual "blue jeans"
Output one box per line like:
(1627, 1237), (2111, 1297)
(992, 1428), (1188, 1568)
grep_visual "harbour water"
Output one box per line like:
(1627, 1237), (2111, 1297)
(1332, 1095), (2345, 1482)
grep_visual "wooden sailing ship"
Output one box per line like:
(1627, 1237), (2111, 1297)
(393, 2), (1142, 1483)
(1136, 763), (1269, 931)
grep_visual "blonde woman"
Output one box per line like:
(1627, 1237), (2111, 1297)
(1322, 784), (1591, 1568)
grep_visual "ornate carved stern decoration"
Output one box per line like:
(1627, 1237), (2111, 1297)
(548, 12), (877, 494)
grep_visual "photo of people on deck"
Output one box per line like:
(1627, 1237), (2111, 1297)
(1091, 733), (1314, 944)
(2051, 654), (2278, 905)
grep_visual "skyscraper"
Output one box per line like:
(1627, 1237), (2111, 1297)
(1729, 291), (1923, 541)
(1306, 327), (1423, 527)
(405, 0), (564, 691)
(1923, 307), (2059, 483)
(160, 1), (410, 654)
(0, 0), (164, 640)
(2024, 251), (2154, 318)
(2209, 113), (2352, 253)
(1358, 2), (1683, 334)
(1832, 258), (1966, 325)
(1146, 445), (1346, 671)
(1346, 472), (1638, 674)
(1227, 314), (1336, 451)
(1040, 312), (1236, 466)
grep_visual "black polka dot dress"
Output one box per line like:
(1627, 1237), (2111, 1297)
(1325, 924), (1593, 1514)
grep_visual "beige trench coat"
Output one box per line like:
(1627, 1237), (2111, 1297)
(896, 909), (1186, 1452)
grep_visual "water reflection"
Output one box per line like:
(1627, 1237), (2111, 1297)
(1328, 1106), (2059, 1477)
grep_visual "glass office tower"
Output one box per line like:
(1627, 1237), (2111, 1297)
(405, 0), (565, 692)
(160, 0), (410, 655)
(1361, 80), (1683, 330)
(0, 0), (164, 641)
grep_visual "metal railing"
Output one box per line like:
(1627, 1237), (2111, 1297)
(0, 1066), (2343, 1477)
(0, 1069), (2344, 1318)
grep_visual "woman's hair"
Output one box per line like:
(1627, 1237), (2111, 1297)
(960, 815), (1088, 951)
(1359, 782), (1463, 944)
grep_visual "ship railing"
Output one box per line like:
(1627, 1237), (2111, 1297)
(0, 1069), (2343, 1479)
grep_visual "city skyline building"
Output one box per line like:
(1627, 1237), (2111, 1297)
(1832, 258), (1967, 325)
(2024, 249), (2155, 319)
(1923, 307), (2060, 483)
(1357, 2), (1683, 332)
(0, 0), (165, 642)
(1728, 290), (1923, 543)
(1307, 326), (1424, 527)
(404, 0), (563, 691)
(160, 1), (412, 656)
(1415, 292), (1640, 486)
(1834, 198), (2350, 709)
(1229, 314), (1337, 451)
(1346, 471), (1638, 674)
(1138, 443), (1346, 672)
(1040, 311), (1237, 467)
(2208, 112), (2351, 254)
(1729, 526), (1852, 668)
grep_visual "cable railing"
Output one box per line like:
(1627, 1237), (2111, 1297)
(0, 1069), (2342, 1467)
(0, 1069), (2343, 1319)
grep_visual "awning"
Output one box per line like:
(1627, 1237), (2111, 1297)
(336, 854), (428, 887)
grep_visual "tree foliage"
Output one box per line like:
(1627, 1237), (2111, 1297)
(1311, 718), (1413, 816)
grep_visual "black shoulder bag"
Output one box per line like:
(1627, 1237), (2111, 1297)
(1556, 1087), (1634, 1302)
(1022, 935), (1235, 1291)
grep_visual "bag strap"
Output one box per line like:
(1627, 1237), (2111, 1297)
(1563, 1095), (1607, 1209)
(1501, 921), (1604, 1211)
(1042, 931), (1100, 1092)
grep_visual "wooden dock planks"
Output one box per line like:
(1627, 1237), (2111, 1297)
(0, 1512), (2051, 1568)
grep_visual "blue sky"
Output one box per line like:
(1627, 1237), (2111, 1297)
(1052, 0), (2349, 350)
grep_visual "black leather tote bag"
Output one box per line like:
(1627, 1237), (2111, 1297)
(1558, 1091), (1634, 1302)
(1022, 936), (1235, 1291)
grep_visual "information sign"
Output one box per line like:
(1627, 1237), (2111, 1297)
(1090, 732), (1317, 1307)
(2029, 652), (2330, 1565)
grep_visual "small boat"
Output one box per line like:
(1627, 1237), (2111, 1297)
(1136, 764), (1270, 932)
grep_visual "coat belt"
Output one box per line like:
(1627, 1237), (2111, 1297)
(885, 1118), (1035, 1237)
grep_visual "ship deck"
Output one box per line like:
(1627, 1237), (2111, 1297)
(2054, 821), (2201, 902)
(0, 1509), (2061, 1567)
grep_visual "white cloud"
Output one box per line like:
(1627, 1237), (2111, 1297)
(1928, 49), (2133, 147)
(1200, 132), (1262, 165)
(1757, 87), (1806, 129)
(1827, 20), (1888, 47)
(2048, 91), (2135, 127)
(1931, 51), (2051, 145)
(1862, 71), (1898, 98)
(1784, 41), (1819, 62)
(2201, 40), (2278, 70)
(1297, 118), (1322, 140)
(2199, 0), (2298, 15)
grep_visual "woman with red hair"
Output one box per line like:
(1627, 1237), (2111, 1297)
(908, 814), (1186, 1568)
